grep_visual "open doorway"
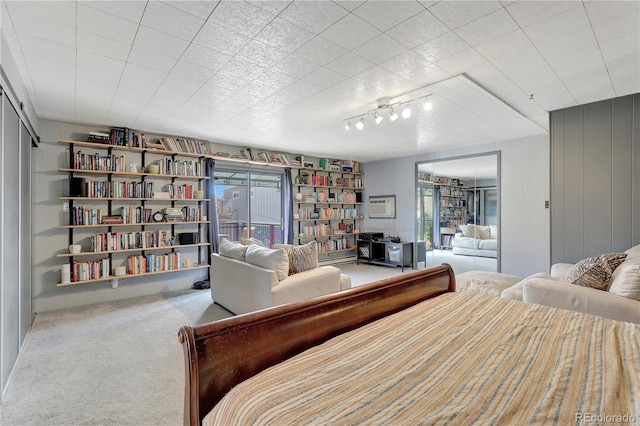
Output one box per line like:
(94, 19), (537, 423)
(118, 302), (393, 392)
(416, 153), (500, 274)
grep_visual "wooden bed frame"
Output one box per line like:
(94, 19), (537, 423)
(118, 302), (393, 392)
(178, 264), (455, 426)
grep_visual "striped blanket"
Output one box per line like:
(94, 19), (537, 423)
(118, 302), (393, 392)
(204, 292), (640, 425)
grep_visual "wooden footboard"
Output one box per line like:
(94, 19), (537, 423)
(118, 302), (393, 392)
(178, 264), (455, 426)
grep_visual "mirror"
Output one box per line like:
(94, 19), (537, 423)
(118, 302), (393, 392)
(416, 153), (499, 274)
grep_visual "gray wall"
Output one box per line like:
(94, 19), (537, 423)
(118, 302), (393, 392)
(551, 94), (640, 264)
(363, 134), (550, 278)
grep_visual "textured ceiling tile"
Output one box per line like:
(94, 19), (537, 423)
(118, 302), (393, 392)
(181, 43), (231, 71)
(192, 21), (251, 56)
(428, 1), (503, 29)
(77, 3), (138, 44)
(160, 1), (220, 19)
(23, 52), (75, 77)
(584, 0), (640, 24)
(533, 27), (597, 60)
(303, 67), (348, 89)
(523, 6), (590, 44)
(352, 66), (401, 88)
(505, 1), (581, 28)
(435, 48), (487, 75)
(218, 59), (268, 82)
(592, 11), (640, 43)
(403, 63), (452, 87)
(134, 26), (191, 58)
(254, 17), (315, 53)
(331, 1), (366, 12)
(77, 50), (126, 75)
(77, 30), (130, 61)
(5, 1), (76, 27)
(7, 8), (76, 47)
(253, 69), (299, 91)
(236, 40), (293, 68)
(272, 55), (320, 79)
(352, 0), (425, 32)
(247, 0), (292, 15)
(154, 84), (199, 103)
(141, 1), (205, 41)
(121, 63), (168, 88)
(294, 37), (348, 66)
(454, 9), (518, 47)
(16, 33), (76, 64)
(171, 61), (217, 85)
(208, 0), (274, 38)
(386, 10), (449, 49)
(325, 52), (375, 77)
(413, 32), (469, 63)
(76, 69), (120, 92)
(319, 13), (381, 50)
(80, 1), (147, 23)
(381, 50), (434, 76)
(600, 31), (640, 63)
(280, 79), (324, 98)
(128, 47), (178, 73)
(353, 33), (408, 64)
(279, 0), (348, 33)
(474, 29), (532, 61)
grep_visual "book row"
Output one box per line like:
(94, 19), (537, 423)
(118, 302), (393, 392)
(83, 180), (155, 199)
(71, 206), (104, 225)
(126, 252), (182, 275)
(89, 230), (172, 252)
(441, 198), (466, 207)
(317, 238), (353, 253)
(71, 258), (110, 282)
(439, 187), (466, 197)
(298, 222), (355, 237)
(152, 158), (204, 176)
(297, 207), (360, 220)
(145, 137), (213, 155)
(72, 151), (126, 172)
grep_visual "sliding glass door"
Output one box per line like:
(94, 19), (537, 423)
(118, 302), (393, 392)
(214, 168), (284, 246)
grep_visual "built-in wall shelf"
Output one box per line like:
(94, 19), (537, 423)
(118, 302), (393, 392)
(56, 264), (209, 287)
(56, 243), (210, 257)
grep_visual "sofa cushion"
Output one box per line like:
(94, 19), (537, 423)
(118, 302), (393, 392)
(478, 239), (497, 251)
(219, 238), (248, 260)
(241, 237), (265, 247)
(451, 236), (479, 249)
(245, 245), (289, 281)
(476, 225), (491, 240)
(609, 258), (640, 300)
(560, 253), (627, 291)
(274, 241), (319, 275)
(458, 224), (475, 238)
(489, 224), (498, 240)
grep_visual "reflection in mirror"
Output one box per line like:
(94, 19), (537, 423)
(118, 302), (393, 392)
(415, 154), (499, 275)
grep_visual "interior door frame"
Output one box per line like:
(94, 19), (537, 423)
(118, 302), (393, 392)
(414, 151), (501, 272)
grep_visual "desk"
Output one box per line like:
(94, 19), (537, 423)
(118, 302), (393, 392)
(357, 239), (413, 271)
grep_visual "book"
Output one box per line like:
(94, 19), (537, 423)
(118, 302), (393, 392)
(257, 151), (269, 162)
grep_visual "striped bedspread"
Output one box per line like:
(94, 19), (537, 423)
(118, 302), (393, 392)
(204, 292), (640, 425)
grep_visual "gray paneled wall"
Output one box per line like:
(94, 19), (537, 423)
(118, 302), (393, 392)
(551, 94), (640, 264)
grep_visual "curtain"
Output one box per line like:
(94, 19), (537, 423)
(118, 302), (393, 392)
(282, 168), (294, 244)
(205, 159), (220, 257)
(434, 187), (441, 249)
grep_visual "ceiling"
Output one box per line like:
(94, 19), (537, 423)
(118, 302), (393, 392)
(1, 1), (638, 162)
(418, 153), (497, 181)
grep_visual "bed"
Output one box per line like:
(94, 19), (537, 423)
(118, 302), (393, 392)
(178, 264), (639, 425)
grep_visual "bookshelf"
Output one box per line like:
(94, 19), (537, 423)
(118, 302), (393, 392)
(294, 159), (363, 260)
(57, 139), (210, 286)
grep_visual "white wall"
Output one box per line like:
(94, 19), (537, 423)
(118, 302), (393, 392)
(362, 134), (550, 278)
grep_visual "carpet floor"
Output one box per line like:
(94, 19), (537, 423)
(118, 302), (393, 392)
(1, 255), (495, 425)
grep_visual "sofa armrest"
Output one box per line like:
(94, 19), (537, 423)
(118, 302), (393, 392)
(550, 263), (574, 279)
(271, 266), (344, 306)
(523, 278), (640, 323)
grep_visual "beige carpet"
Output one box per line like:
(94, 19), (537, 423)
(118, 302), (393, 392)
(0, 259), (494, 425)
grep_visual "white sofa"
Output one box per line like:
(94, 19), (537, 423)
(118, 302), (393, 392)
(501, 245), (640, 323)
(211, 253), (351, 315)
(451, 224), (497, 258)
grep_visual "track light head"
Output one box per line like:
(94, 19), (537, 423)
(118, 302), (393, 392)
(355, 117), (364, 130)
(373, 111), (383, 124)
(389, 107), (398, 121)
(423, 97), (433, 111)
(402, 103), (412, 118)
(345, 120), (351, 130)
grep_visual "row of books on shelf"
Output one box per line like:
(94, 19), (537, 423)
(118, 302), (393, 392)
(71, 206), (104, 225)
(238, 148), (297, 165)
(441, 199), (466, 207)
(317, 238), (353, 253)
(440, 208), (465, 217)
(298, 222), (356, 237)
(299, 192), (359, 204)
(439, 186), (466, 197)
(126, 252), (182, 275)
(152, 158), (203, 176)
(435, 177), (462, 186)
(70, 258), (110, 282)
(318, 158), (361, 173)
(89, 230), (172, 252)
(82, 180), (155, 199)
(145, 137), (213, 155)
(72, 151), (126, 172)
(86, 129), (143, 148)
(296, 207), (360, 220)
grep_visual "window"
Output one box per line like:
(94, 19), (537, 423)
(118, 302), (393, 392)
(214, 168), (284, 246)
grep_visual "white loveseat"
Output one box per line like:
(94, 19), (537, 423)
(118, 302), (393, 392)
(451, 224), (497, 258)
(211, 240), (351, 315)
(501, 245), (640, 323)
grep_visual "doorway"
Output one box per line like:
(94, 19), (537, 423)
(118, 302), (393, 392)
(415, 153), (500, 274)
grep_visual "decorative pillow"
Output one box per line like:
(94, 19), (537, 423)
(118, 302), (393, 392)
(458, 224), (474, 238)
(219, 238), (248, 261)
(624, 244), (640, 259)
(241, 237), (265, 247)
(273, 241), (319, 275)
(609, 259), (640, 300)
(476, 225), (491, 240)
(245, 245), (289, 281)
(560, 253), (628, 291)
(489, 224), (498, 240)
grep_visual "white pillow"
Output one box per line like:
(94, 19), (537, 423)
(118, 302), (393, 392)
(245, 245), (289, 281)
(219, 238), (248, 261)
(609, 258), (640, 300)
(241, 237), (265, 247)
(458, 224), (473, 238)
(624, 244), (640, 259)
(489, 225), (498, 240)
(476, 225), (491, 240)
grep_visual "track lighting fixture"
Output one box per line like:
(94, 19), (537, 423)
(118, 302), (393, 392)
(342, 91), (434, 131)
